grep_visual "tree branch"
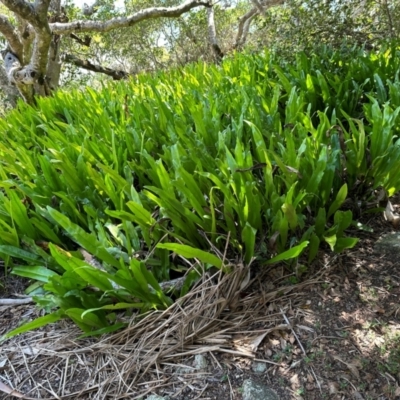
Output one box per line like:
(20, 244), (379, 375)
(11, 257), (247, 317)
(63, 53), (130, 80)
(14, 15), (35, 64)
(0, 14), (23, 56)
(51, 0), (211, 35)
(69, 33), (91, 47)
(0, 0), (38, 26)
(249, 0), (265, 16)
(235, 7), (258, 48)
(0, 297), (33, 305)
(234, 0), (285, 48)
(35, 0), (52, 17)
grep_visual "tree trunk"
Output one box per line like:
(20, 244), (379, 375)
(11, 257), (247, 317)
(0, 0), (210, 105)
(207, 6), (224, 62)
(0, 62), (20, 109)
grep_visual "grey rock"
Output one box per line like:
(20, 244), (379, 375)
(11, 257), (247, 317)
(176, 365), (195, 374)
(251, 361), (268, 374)
(147, 395), (169, 400)
(242, 379), (279, 400)
(193, 354), (208, 370)
(375, 233), (400, 252)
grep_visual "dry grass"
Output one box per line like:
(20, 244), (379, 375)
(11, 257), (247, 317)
(0, 265), (322, 399)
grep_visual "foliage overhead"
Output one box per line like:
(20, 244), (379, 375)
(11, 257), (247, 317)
(1, 0), (399, 111)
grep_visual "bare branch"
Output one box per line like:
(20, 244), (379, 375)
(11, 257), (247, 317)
(235, 0), (285, 48)
(51, 0), (211, 35)
(0, 14), (23, 56)
(69, 33), (91, 47)
(63, 53), (130, 80)
(235, 7), (258, 48)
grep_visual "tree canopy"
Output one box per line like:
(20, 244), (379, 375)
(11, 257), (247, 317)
(0, 0), (399, 108)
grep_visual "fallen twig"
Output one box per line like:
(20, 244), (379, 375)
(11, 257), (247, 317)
(0, 298), (33, 306)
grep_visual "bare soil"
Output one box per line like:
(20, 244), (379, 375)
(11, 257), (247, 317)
(1, 210), (400, 400)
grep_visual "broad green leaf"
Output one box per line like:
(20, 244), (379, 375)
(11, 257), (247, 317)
(31, 218), (62, 244)
(241, 223), (257, 264)
(334, 210), (353, 236)
(81, 302), (145, 318)
(316, 70), (330, 102)
(327, 184), (348, 219)
(264, 241), (309, 265)
(49, 244), (114, 291)
(2, 310), (63, 339)
(7, 190), (37, 239)
(282, 203), (298, 230)
(47, 207), (120, 269)
(334, 237), (359, 252)
(0, 245), (41, 263)
(315, 208), (326, 237)
(324, 235), (337, 251)
(12, 266), (58, 282)
(65, 308), (104, 331)
(157, 243), (222, 268)
(308, 233), (320, 263)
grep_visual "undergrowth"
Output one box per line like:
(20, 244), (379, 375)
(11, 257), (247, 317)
(1, 44), (400, 338)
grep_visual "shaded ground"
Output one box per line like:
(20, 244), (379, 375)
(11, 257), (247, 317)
(1, 208), (400, 400)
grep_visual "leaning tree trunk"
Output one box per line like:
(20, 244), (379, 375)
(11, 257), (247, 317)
(1, 0), (52, 104)
(0, 0), (211, 106)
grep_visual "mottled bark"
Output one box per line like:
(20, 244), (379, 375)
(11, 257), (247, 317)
(1, 0), (52, 100)
(46, 0), (64, 90)
(0, 14), (23, 56)
(0, 62), (20, 107)
(207, 6), (223, 62)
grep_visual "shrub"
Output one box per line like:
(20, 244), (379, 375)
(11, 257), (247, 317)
(1, 46), (400, 338)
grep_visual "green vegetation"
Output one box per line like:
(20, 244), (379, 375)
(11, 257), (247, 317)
(1, 44), (400, 338)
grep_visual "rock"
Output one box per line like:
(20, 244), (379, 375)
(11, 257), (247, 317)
(251, 361), (268, 374)
(176, 365), (195, 374)
(375, 233), (400, 253)
(242, 379), (279, 400)
(147, 395), (169, 400)
(193, 354), (208, 370)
